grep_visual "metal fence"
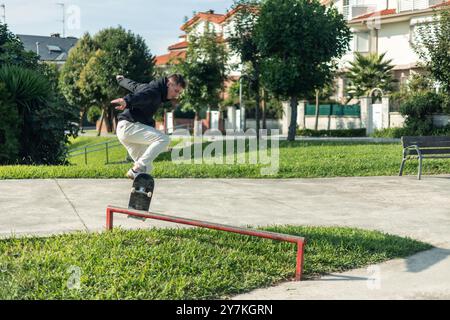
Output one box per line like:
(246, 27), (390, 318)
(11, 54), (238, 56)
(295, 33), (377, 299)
(67, 140), (127, 165)
(305, 104), (361, 117)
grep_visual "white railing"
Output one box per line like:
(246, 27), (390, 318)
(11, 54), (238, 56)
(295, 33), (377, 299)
(398, 0), (445, 12)
(340, 0), (445, 20)
(341, 0), (379, 20)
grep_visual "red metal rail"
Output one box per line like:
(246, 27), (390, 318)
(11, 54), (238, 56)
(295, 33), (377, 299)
(106, 205), (306, 281)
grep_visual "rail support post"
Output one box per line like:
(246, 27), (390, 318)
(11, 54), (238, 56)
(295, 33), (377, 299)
(296, 241), (305, 281)
(106, 207), (114, 230)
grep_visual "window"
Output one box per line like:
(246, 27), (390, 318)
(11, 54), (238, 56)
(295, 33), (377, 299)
(47, 45), (62, 52)
(354, 32), (369, 52)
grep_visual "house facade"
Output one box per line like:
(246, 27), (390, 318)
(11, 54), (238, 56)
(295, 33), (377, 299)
(157, 1), (449, 104)
(320, 0), (450, 102)
(155, 9), (244, 97)
(155, 10), (225, 71)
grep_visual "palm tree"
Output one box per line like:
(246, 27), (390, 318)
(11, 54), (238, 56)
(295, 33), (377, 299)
(346, 52), (396, 101)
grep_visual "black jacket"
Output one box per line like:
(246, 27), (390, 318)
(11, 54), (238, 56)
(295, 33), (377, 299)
(117, 77), (169, 127)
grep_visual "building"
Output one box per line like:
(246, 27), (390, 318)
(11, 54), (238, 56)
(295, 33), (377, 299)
(155, 9), (246, 96)
(320, 0), (450, 102)
(17, 33), (78, 66)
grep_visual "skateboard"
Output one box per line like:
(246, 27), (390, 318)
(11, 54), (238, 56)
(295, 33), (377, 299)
(128, 173), (154, 213)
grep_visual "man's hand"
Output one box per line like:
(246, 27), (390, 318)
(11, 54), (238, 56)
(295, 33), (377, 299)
(111, 98), (127, 111)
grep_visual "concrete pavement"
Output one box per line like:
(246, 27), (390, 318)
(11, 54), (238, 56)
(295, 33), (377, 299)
(1, 175), (450, 299)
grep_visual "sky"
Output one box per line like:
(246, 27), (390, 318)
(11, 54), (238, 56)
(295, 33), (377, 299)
(1, 0), (234, 56)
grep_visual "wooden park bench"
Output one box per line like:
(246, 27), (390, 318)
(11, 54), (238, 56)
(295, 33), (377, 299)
(399, 136), (450, 180)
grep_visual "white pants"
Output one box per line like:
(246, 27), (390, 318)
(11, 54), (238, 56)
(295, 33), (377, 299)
(116, 120), (170, 173)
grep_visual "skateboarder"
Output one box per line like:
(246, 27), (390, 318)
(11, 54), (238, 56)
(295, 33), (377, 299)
(111, 74), (186, 179)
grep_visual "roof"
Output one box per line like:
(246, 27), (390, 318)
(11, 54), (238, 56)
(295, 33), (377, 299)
(168, 41), (188, 51)
(155, 51), (186, 66)
(181, 11), (226, 31)
(221, 4), (260, 24)
(17, 34), (78, 62)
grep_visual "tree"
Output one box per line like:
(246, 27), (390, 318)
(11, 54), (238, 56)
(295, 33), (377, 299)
(228, 1), (262, 134)
(175, 23), (228, 135)
(0, 23), (39, 69)
(59, 33), (96, 132)
(256, 0), (351, 141)
(223, 69), (283, 121)
(310, 77), (337, 131)
(60, 27), (155, 135)
(414, 8), (450, 112)
(95, 27), (155, 134)
(346, 52), (396, 101)
(400, 91), (443, 136)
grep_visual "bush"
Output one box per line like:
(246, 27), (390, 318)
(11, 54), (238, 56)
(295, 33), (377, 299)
(0, 65), (78, 164)
(443, 94), (450, 115)
(371, 125), (450, 138)
(296, 128), (367, 137)
(430, 124), (450, 136)
(370, 128), (405, 138)
(0, 82), (20, 163)
(87, 106), (102, 123)
(399, 92), (444, 136)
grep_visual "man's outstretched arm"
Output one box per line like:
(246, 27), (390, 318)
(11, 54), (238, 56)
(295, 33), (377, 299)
(116, 75), (143, 93)
(111, 87), (159, 111)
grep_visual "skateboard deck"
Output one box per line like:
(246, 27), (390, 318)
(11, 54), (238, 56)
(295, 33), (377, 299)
(128, 173), (154, 212)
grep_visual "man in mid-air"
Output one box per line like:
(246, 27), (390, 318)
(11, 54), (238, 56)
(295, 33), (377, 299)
(111, 74), (186, 179)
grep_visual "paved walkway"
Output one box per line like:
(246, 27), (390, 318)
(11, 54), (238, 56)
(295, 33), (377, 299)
(1, 175), (449, 299)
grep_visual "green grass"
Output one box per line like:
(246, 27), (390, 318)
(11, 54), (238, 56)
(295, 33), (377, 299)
(1, 136), (450, 179)
(0, 226), (432, 300)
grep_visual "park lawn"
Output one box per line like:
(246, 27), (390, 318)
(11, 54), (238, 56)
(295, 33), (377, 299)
(0, 226), (432, 300)
(1, 136), (450, 179)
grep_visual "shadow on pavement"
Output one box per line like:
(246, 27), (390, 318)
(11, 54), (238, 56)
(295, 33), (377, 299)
(406, 247), (450, 273)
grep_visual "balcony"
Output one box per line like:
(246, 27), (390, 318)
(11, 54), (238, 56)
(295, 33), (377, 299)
(340, 0), (447, 20)
(341, 0), (379, 20)
(398, 0), (446, 12)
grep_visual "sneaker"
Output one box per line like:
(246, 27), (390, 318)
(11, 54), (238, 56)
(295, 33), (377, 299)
(126, 166), (146, 180)
(126, 168), (138, 180)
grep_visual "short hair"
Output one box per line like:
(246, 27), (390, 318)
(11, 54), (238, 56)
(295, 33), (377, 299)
(168, 73), (186, 89)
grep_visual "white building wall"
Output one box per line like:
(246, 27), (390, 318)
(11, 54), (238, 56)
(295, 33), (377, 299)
(339, 15), (433, 70)
(389, 112), (405, 127)
(305, 116), (362, 130)
(190, 21), (222, 36)
(222, 18), (236, 40)
(222, 17), (242, 77)
(377, 20), (419, 67)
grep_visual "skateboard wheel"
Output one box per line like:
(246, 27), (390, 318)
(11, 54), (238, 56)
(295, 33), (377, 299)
(131, 187), (136, 193)
(147, 192), (153, 198)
